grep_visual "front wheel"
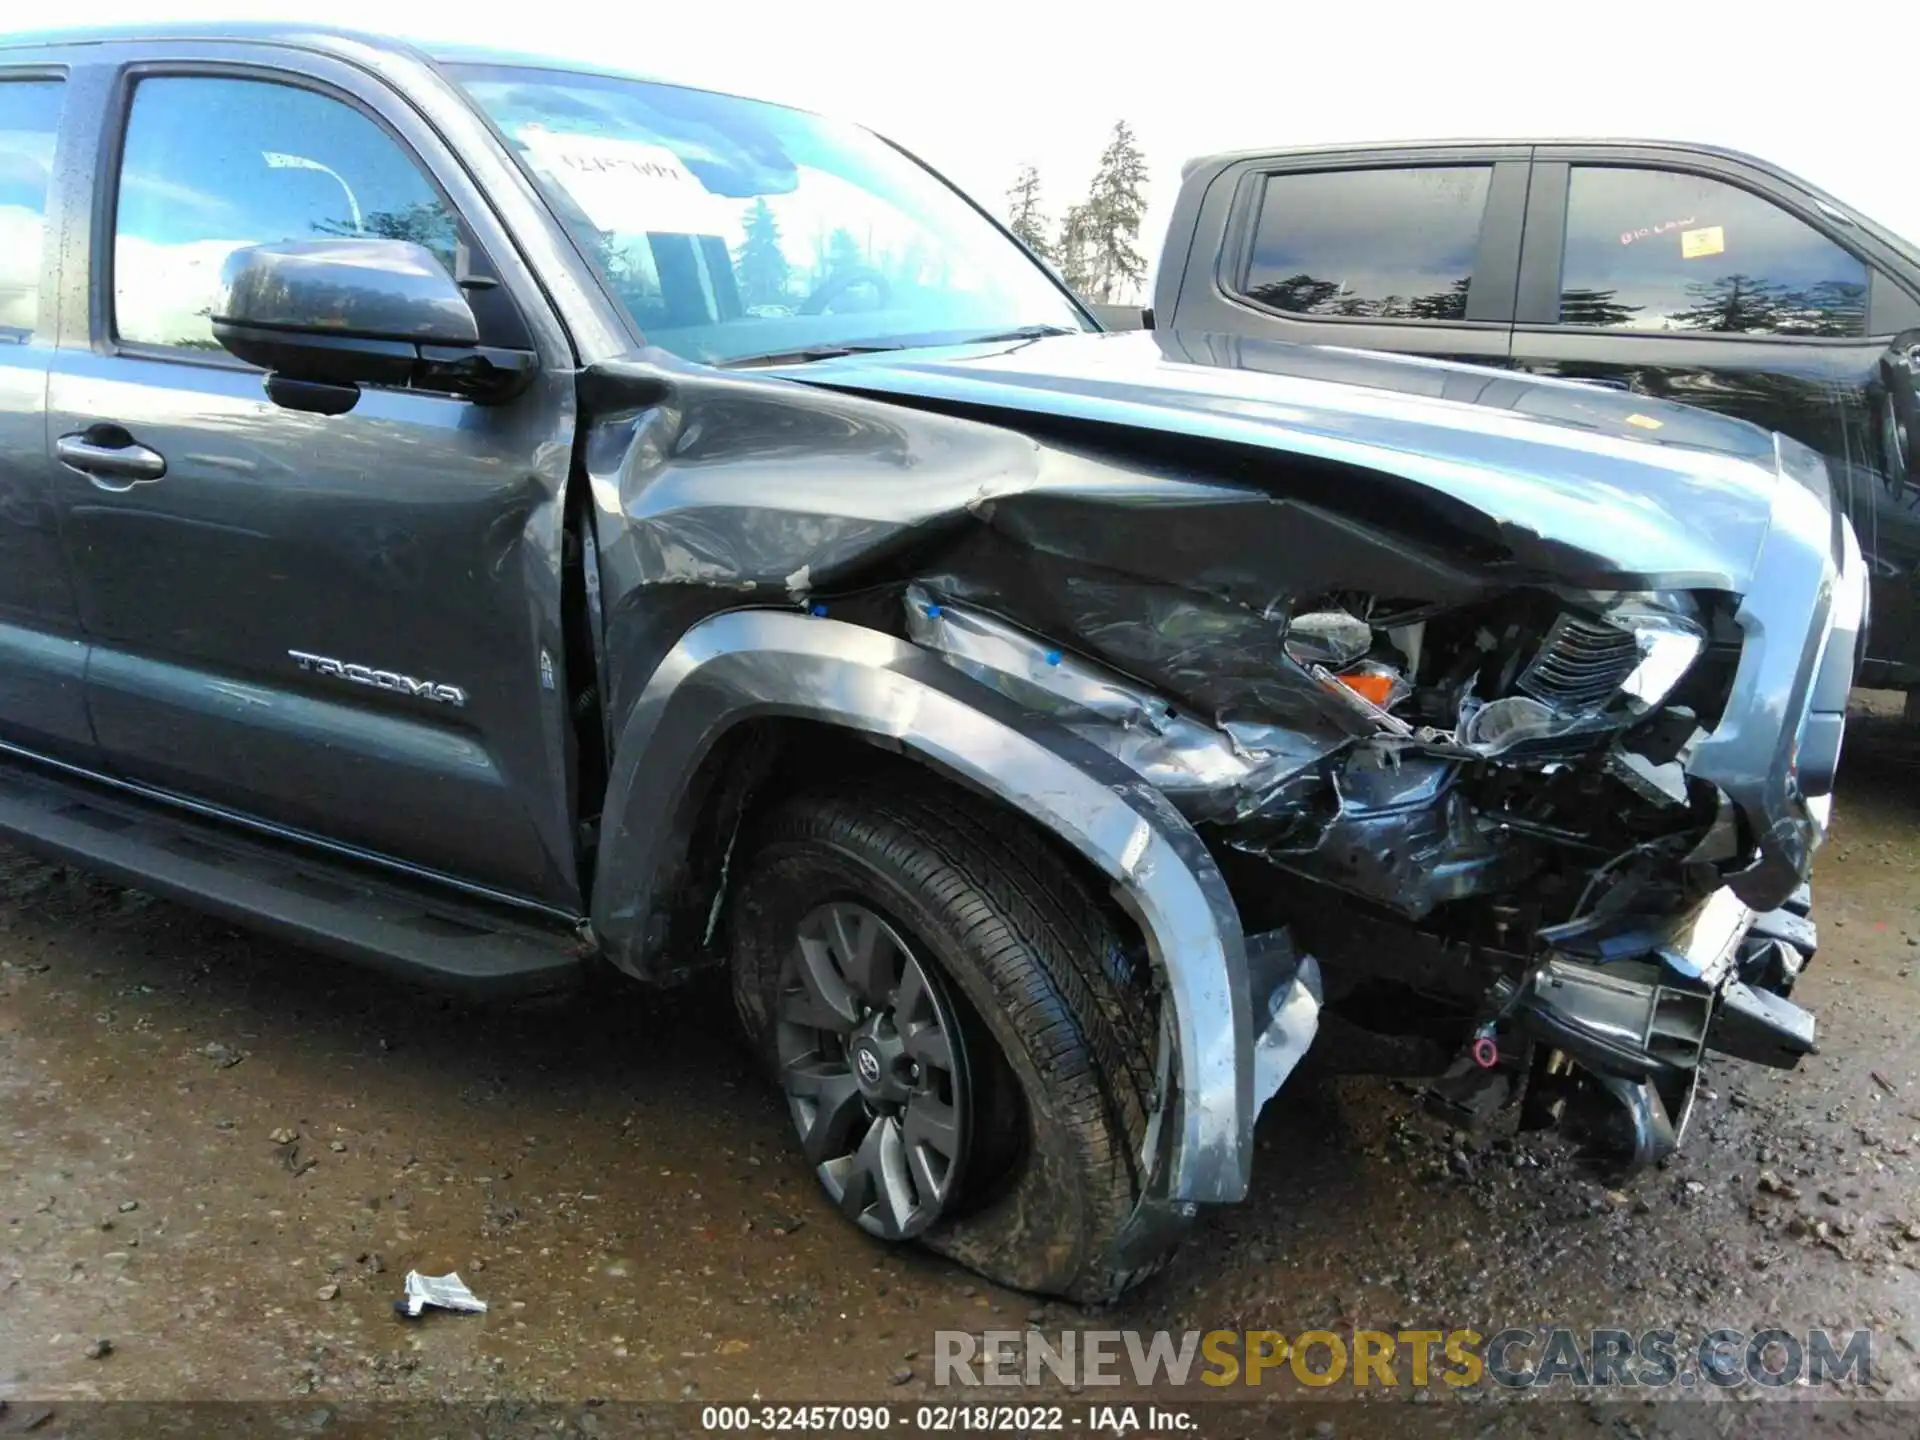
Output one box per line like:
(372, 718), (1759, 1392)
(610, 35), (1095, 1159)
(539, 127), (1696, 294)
(727, 780), (1180, 1302)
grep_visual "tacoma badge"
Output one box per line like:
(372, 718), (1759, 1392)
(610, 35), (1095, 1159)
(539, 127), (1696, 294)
(288, 649), (467, 707)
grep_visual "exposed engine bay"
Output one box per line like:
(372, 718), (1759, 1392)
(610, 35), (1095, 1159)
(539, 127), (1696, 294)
(906, 580), (1735, 927)
(896, 571), (1808, 1173)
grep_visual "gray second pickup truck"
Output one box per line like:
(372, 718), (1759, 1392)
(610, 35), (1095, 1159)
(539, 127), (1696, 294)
(0, 27), (1859, 1298)
(1150, 139), (1920, 697)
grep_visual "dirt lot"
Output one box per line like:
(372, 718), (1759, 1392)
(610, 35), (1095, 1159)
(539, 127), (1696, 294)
(8, 699), (1920, 1435)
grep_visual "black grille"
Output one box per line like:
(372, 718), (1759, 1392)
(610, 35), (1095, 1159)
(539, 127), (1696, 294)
(1516, 615), (1639, 713)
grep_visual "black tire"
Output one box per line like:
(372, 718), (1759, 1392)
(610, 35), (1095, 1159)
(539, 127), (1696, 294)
(726, 777), (1180, 1302)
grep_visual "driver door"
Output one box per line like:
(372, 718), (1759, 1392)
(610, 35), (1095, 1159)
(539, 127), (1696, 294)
(44, 45), (584, 907)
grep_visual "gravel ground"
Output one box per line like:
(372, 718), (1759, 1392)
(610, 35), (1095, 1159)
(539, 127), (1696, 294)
(7, 697), (1920, 1436)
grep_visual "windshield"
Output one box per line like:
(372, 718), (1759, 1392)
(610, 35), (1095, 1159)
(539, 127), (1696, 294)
(449, 65), (1090, 365)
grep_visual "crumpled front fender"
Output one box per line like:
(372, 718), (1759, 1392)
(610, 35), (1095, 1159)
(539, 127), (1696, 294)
(591, 607), (1277, 1205)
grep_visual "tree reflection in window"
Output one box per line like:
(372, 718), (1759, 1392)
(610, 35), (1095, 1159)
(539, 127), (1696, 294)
(1669, 274), (1865, 336)
(113, 77), (458, 351)
(1558, 275), (1866, 335)
(312, 201), (458, 263)
(1248, 272), (1470, 320)
(1558, 168), (1870, 338)
(1239, 167), (1489, 324)
(1557, 288), (1643, 327)
(0, 80), (62, 343)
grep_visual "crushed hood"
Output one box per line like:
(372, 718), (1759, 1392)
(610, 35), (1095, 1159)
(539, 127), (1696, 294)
(773, 327), (1808, 594)
(578, 332), (1853, 916)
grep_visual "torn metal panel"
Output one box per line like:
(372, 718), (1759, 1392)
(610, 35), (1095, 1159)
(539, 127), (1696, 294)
(915, 564), (1375, 746)
(1244, 930), (1323, 1112)
(1264, 750), (1532, 918)
(903, 586), (1337, 821)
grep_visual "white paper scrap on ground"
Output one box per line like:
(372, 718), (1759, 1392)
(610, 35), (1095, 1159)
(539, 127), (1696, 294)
(396, 1269), (488, 1317)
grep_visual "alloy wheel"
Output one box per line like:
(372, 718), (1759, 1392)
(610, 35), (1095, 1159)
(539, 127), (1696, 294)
(775, 901), (969, 1239)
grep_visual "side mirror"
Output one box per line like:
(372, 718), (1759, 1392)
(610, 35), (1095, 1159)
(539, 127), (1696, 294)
(211, 239), (533, 411)
(1878, 328), (1920, 500)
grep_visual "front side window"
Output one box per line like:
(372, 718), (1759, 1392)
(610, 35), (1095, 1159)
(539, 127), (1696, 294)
(451, 66), (1089, 365)
(0, 78), (65, 343)
(112, 76), (459, 351)
(1239, 166), (1492, 321)
(1558, 166), (1868, 336)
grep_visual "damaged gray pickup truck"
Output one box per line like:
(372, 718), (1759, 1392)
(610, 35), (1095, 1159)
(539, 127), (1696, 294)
(0, 25), (1864, 1300)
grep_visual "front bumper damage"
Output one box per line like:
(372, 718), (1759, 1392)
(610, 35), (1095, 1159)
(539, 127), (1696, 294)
(1465, 440), (1860, 1171)
(894, 438), (1864, 1188)
(1499, 886), (1818, 1170)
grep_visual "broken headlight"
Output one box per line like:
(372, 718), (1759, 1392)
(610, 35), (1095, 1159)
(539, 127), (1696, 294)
(1515, 599), (1705, 718)
(1612, 606), (1707, 714)
(1462, 597), (1705, 757)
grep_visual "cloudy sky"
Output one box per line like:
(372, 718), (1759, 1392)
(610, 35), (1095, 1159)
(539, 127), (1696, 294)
(12, 0), (1918, 292)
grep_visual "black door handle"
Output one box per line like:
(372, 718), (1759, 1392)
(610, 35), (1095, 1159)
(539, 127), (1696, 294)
(55, 426), (167, 488)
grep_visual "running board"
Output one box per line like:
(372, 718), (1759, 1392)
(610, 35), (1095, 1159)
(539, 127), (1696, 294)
(0, 758), (591, 996)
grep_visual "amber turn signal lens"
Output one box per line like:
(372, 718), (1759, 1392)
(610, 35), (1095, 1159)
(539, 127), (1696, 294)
(1336, 671), (1397, 707)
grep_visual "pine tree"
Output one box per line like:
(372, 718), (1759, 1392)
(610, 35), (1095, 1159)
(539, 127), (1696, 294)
(1080, 121), (1148, 303)
(825, 227), (866, 274)
(734, 198), (790, 308)
(1669, 273), (1785, 333)
(1006, 163), (1051, 260)
(1405, 276), (1473, 321)
(1557, 287), (1644, 328)
(1056, 201), (1095, 295)
(1247, 273), (1342, 314)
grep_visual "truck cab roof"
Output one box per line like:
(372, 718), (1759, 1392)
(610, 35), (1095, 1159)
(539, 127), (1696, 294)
(1184, 136), (1796, 180)
(0, 21), (664, 86)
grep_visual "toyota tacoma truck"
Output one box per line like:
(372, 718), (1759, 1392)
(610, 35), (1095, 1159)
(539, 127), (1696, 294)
(0, 24), (1862, 1300)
